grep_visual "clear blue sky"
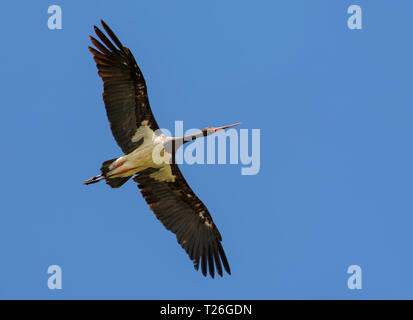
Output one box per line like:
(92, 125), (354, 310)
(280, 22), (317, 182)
(0, 1), (412, 299)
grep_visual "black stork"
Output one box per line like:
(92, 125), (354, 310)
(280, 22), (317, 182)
(84, 20), (239, 278)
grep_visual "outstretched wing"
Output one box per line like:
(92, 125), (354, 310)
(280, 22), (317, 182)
(89, 20), (160, 154)
(133, 164), (231, 278)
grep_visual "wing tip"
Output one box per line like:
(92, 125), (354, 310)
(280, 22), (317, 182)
(99, 19), (125, 52)
(100, 19), (109, 30)
(193, 243), (231, 278)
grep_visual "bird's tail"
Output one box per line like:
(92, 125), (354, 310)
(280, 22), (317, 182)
(83, 158), (131, 188)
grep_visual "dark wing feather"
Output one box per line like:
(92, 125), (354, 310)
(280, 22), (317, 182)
(133, 165), (231, 278)
(89, 20), (160, 154)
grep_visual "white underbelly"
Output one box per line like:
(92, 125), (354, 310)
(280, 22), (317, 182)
(108, 144), (155, 177)
(108, 141), (173, 181)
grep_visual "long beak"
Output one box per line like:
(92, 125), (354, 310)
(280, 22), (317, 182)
(213, 122), (241, 132)
(182, 122), (242, 144)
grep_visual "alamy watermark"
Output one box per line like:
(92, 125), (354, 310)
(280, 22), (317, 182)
(47, 5), (62, 30)
(347, 5), (362, 30)
(152, 121), (260, 176)
(347, 265), (362, 290)
(47, 265), (62, 290)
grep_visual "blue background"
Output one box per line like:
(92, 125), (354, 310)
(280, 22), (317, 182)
(0, 1), (412, 299)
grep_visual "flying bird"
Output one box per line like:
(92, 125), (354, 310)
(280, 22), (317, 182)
(84, 20), (239, 278)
